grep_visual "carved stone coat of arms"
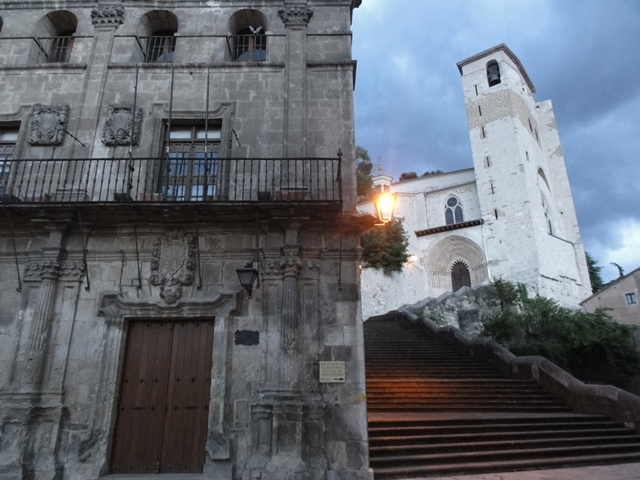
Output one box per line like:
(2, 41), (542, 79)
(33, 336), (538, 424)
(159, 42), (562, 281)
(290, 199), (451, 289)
(149, 228), (196, 304)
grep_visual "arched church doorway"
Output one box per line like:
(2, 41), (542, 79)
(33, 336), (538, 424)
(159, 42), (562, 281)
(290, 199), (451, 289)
(451, 261), (471, 292)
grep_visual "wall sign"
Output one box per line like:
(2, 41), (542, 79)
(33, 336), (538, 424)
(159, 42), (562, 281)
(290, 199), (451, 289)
(319, 361), (346, 383)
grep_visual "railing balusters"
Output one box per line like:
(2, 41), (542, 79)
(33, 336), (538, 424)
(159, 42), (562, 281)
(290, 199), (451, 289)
(0, 157), (341, 205)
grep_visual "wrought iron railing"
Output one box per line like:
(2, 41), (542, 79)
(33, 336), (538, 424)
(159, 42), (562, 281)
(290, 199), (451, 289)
(0, 157), (342, 205)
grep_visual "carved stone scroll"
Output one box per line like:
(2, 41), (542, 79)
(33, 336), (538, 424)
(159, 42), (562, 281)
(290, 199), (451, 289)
(278, 7), (314, 26)
(150, 228), (196, 304)
(91, 6), (125, 26)
(102, 104), (143, 146)
(28, 104), (70, 146)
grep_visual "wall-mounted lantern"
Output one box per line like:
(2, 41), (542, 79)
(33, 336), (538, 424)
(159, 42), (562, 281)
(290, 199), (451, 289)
(375, 192), (397, 224)
(236, 262), (259, 298)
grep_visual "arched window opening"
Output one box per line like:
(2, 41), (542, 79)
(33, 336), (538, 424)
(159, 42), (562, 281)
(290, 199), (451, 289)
(486, 60), (501, 87)
(444, 196), (464, 225)
(34, 11), (78, 63)
(140, 11), (179, 63)
(146, 29), (176, 63)
(451, 261), (471, 292)
(229, 10), (267, 61)
(541, 196), (553, 235)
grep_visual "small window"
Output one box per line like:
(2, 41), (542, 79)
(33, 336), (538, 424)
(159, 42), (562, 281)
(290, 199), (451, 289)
(49, 30), (75, 63)
(486, 60), (501, 87)
(626, 293), (638, 305)
(0, 127), (19, 196)
(162, 124), (221, 202)
(233, 27), (266, 61)
(229, 9), (267, 62)
(145, 30), (176, 63)
(445, 196), (463, 225)
(33, 11), (78, 64)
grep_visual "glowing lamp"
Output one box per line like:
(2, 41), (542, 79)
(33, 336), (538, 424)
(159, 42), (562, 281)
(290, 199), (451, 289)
(375, 192), (397, 224)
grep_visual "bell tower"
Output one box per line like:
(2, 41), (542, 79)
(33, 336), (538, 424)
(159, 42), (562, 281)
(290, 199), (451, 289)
(457, 44), (590, 305)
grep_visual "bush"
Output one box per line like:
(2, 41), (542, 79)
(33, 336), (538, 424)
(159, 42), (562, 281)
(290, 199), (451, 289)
(482, 281), (640, 388)
(360, 219), (408, 273)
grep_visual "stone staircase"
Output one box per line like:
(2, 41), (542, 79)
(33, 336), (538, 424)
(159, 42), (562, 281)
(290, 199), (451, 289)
(365, 316), (640, 479)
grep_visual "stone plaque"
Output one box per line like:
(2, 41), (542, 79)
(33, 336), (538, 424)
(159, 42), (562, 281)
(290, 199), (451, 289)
(234, 330), (259, 346)
(319, 361), (345, 383)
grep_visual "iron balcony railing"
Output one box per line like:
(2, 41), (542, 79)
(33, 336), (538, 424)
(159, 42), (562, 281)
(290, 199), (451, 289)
(0, 157), (342, 205)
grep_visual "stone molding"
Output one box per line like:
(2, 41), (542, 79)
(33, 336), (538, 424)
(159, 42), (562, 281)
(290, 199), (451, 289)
(150, 227), (196, 304)
(28, 104), (70, 146)
(24, 260), (85, 282)
(86, 291), (239, 464)
(102, 103), (142, 146)
(262, 245), (319, 278)
(278, 6), (314, 26)
(91, 5), (125, 26)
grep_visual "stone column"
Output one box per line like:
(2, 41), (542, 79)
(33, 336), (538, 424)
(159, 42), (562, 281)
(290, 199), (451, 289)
(21, 260), (60, 386)
(279, 4), (314, 158)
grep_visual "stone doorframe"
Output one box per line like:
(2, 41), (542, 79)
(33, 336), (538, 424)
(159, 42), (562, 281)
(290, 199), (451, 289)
(82, 290), (241, 475)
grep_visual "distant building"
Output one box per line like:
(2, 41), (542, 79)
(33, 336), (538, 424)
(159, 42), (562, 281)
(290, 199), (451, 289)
(581, 268), (640, 326)
(359, 44), (591, 319)
(0, 2), (371, 480)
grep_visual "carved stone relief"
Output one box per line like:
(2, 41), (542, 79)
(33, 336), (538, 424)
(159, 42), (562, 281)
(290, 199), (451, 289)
(262, 246), (319, 278)
(28, 104), (70, 146)
(24, 260), (85, 282)
(150, 228), (196, 304)
(91, 6), (125, 26)
(278, 7), (314, 26)
(102, 104), (143, 146)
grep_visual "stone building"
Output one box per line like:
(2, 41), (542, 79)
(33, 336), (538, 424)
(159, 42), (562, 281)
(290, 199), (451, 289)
(0, 2), (372, 480)
(582, 267), (640, 327)
(359, 44), (591, 320)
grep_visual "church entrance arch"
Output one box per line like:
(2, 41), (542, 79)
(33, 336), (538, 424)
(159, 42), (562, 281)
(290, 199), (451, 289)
(451, 261), (471, 292)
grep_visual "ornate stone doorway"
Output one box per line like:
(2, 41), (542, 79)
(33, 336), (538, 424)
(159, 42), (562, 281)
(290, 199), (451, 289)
(110, 320), (214, 473)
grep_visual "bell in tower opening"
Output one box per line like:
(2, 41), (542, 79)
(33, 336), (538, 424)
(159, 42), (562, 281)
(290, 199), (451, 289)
(486, 60), (501, 86)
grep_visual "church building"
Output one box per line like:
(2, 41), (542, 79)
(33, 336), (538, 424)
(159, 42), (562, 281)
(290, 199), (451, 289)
(359, 44), (591, 320)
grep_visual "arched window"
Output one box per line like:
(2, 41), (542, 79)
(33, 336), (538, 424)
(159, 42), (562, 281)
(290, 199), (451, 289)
(229, 10), (267, 61)
(486, 60), (501, 87)
(451, 261), (471, 292)
(34, 11), (78, 64)
(140, 11), (179, 63)
(444, 196), (464, 225)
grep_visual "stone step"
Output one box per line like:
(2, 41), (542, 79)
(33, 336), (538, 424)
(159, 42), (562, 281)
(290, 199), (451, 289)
(370, 452), (640, 479)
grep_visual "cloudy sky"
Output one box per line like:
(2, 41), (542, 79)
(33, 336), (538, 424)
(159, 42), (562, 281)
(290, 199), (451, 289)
(351, 0), (640, 284)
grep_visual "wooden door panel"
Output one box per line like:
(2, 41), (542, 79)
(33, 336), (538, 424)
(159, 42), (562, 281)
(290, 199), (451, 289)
(161, 321), (214, 472)
(111, 320), (213, 474)
(111, 322), (173, 473)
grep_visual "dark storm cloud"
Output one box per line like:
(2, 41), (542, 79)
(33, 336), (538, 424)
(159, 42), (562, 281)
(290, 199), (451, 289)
(352, 0), (640, 282)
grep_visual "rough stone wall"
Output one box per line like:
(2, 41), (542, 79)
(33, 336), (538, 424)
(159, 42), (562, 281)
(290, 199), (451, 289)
(0, 2), (371, 480)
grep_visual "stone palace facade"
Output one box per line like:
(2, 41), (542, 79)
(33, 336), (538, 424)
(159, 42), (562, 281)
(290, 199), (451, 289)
(0, 2), (372, 480)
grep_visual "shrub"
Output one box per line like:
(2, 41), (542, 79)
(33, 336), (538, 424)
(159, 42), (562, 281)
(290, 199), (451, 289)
(482, 281), (640, 388)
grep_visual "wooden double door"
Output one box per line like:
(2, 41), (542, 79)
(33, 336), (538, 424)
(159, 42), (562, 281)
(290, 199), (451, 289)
(111, 320), (214, 473)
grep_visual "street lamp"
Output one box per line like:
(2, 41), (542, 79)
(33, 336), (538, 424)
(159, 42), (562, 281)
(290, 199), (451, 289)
(236, 262), (259, 298)
(375, 192), (397, 224)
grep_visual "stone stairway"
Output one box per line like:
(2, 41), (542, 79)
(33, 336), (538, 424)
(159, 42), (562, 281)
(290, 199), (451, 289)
(364, 316), (640, 479)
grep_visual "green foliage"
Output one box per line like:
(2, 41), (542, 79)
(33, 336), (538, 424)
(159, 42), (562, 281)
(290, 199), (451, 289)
(361, 219), (409, 274)
(610, 262), (625, 279)
(493, 277), (520, 310)
(421, 170), (444, 177)
(355, 146), (373, 198)
(482, 281), (640, 387)
(398, 171), (418, 182)
(586, 252), (604, 293)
